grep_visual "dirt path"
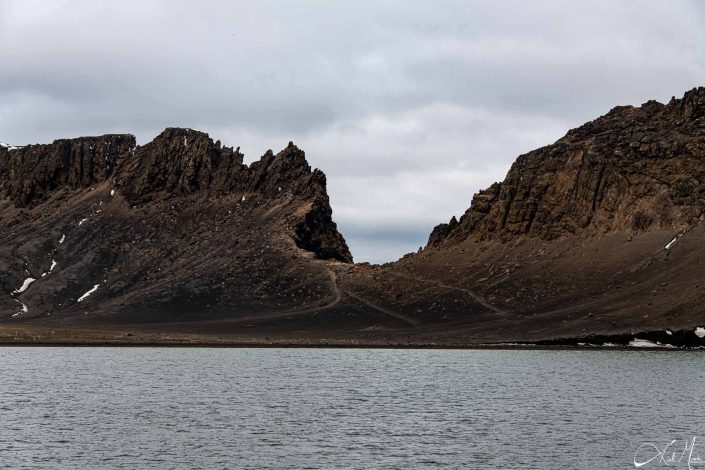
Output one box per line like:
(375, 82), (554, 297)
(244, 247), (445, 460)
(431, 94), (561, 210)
(224, 269), (342, 324)
(388, 272), (510, 317)
(341, 289), (420, 326)
(222, 266), (420, 327)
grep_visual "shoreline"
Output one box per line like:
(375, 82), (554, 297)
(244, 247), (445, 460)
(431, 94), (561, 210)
(0, 340), (702, 351)
(2, 324), (703, 350)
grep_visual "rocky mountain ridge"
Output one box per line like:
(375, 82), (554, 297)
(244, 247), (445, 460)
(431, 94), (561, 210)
(0, 128), (351, 263)
(427, 87), (705, 248)
(2, 87), (705, 347)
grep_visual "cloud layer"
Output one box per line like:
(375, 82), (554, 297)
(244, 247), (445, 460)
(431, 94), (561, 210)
(2, 0), (704, 262)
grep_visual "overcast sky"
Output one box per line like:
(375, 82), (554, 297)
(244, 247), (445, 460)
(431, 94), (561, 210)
(1, 1), (704, 262)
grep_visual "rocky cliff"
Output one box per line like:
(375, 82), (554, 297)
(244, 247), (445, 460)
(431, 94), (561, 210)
(0, 129), (357, 331)
(0, 128), (351, 263)
(0, 135), (135, 207)
(428, 87), (705, 247)
(3, 88), (705, 347)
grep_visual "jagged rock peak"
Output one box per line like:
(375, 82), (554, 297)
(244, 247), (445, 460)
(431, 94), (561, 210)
(0, 128), (352, 263)
(116, 128), (321, 204)
(115, 127), (243, 203)
(427, 86), (705, 248)
(681, 86), (705, 121)
(427, 216), (458, 247)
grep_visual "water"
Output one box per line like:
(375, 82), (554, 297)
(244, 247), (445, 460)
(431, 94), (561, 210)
(0, 348), (703, 469)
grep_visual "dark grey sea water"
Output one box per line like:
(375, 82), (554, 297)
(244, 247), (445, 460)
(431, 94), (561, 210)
(0, 347), (703, 469)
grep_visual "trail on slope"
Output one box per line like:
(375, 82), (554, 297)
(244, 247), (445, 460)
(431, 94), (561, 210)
(222, 266), (420, 327)
(341, 289), (420, 326)
(223, 268), (342, 324)
(388, 272), (511, 317)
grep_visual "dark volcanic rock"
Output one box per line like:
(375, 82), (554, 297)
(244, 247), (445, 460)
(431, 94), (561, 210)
(116, 128), (240, 203)
(428, 87), (705, 247)
(427, 216), (458, 247)
(0, 127), (356, 333)
(0, 135), (135, 206)
(4, 88), (705, 346)
(1, 128), (350, 264)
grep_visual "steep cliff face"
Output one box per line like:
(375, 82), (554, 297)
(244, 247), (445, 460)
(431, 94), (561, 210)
(0, 129), (351, 263)
(0, 135), (135, 207)
(428, 87), (705, 247)
(115, 128), (241, 203)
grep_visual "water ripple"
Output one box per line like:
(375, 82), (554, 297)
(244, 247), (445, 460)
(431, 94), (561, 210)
(0, 348), (701, 468)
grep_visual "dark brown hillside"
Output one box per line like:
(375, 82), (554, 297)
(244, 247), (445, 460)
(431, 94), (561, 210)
(2, 88), (705, 347)
(0, 129), (354, 329)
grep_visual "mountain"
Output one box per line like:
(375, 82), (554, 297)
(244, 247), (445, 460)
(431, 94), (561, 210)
(2, 88), (705, 346)
(0, 129), (356, 338)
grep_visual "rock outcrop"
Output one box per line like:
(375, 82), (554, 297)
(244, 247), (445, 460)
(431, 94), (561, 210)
(0, 128), (351, 263)
(0, 135), (135, 206)
(428, 87), (705, 247)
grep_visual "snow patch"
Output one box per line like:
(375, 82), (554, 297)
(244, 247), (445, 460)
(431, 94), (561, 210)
(13, 277), (36, 295)
(78, 218), (88, 226)
(665, 237), (677, 250)
(59, 234), (66, 244)
(49, 259), (57, 273)
(695, 327), (705, 338)
(629, 338), (673, 348)
(241, 195), (246, 202)
(110, 189), (115, 197)
(184, 136), (188, 148)
(12, 299), (28, 317)
(665, 329), (673, 335)
(77, 284), (100, 303)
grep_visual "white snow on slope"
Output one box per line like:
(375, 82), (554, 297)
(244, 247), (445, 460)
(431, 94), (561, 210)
(665, 237), (677, 250)
(49, 259), (57, 272)
(12, 277), (36, 295)
(629, 338), (673, 348)
(78, 218), (88, 226)
(59, 234), (66, 244)
(110, 189), (115, 197)
(695, 327), (705, 338)
(12, 299), (28, 317)
(77, 284), (100, 303)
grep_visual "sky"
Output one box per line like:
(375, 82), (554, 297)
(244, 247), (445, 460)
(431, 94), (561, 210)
(1, 1), (704, 263)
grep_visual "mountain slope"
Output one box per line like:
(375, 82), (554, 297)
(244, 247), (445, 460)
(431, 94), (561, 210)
(0, 129), (357, 330)
(342, 87), (705, 345)
(2, 88), (705, 346)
